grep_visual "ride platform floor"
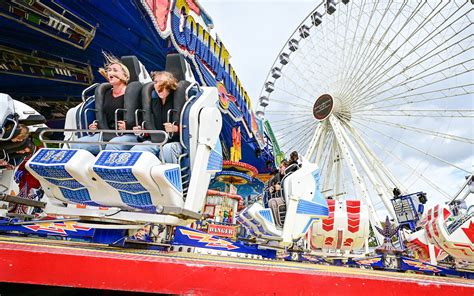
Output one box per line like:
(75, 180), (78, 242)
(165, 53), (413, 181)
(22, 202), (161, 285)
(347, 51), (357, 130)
(0, 235), (472, 295)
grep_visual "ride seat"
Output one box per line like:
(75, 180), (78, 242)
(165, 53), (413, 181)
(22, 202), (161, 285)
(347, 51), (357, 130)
(94, 81), (142, 141)
(141, 54), (192, 198)
(87, 56), (144, 141)
(27, 148), (105, 207)
(141, 54), (191, 143)
(268, 197), (286, 228)
(140, 80), (189, 143)
(91, 150), (184, 211)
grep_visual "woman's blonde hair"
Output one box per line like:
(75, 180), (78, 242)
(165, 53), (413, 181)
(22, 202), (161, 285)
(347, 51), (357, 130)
(98, 52), (130, 84)
(152, 71), (178, 92)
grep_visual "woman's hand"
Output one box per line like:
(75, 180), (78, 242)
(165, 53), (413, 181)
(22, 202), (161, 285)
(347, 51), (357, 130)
(163, 123), (178, 133)
(117, 120), (126, 130)
(89, 121), (98, 130)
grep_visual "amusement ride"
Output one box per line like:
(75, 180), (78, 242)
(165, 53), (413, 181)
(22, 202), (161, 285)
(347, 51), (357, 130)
(0, 0), (472, 294)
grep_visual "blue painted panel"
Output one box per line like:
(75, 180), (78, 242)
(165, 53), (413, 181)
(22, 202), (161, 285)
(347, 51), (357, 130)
(106, 181), (147, 193)
(29, 164), (73, 179)
(228, 101), (243, 119)
(259, 209), (274, 224)
(95, 151), (141, 167)
(207, 141), (223, 171)
(59, 187), (99, 206)
(296, 199), (329, 216)
(31, 149), (77, 164)
(93, 167), (138, 182)
(164, 168), (182, 192)
(45, 178), (83, 189)
(195, 57), (218, 86)
(173, 226), (278, 259)
(119, 191), (155, 212)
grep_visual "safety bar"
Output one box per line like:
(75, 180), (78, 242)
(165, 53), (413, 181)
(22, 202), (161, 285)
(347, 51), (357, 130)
(114, 108), (127, 136)
(83, 108), (98, 132)
(134, 109), (145, 126)
(39, 129), (169, 146)
(0, 149), (9, 162)
(167, 108), (178, 138)
(39, 129), (169, 162)
(185, 82), (202, 100)
(81, 83), (100, 103)
(178, 82), (202, 150)
(0, 117), (18, 141)
(134, 109), (146, 136)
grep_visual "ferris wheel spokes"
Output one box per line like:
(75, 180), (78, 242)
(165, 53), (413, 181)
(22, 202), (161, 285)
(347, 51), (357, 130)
(260, 0), (472, 228)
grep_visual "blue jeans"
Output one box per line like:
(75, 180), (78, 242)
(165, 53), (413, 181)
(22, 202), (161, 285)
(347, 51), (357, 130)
(71, 133), (138, 155)
(130, 141), (182, 164)
(105, 134), (138, 150)
(70, 133), (102, 155)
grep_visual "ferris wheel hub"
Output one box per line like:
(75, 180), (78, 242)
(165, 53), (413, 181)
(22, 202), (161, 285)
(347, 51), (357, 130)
(313, 94), (339, 121)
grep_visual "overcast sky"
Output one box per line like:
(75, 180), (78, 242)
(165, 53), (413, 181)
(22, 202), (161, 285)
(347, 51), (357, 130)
(200, 0), (315, 103)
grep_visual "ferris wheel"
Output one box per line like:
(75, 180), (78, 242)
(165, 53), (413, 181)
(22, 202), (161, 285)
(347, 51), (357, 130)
(257, 0), (473, 227)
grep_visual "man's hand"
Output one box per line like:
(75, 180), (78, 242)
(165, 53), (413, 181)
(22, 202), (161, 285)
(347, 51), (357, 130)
(117, 120), (126, 130)
(133, 126), (143, 136)
(164, 123), (178, 133)
(88, 121), (98, 130)
(0, 160), (14, 170)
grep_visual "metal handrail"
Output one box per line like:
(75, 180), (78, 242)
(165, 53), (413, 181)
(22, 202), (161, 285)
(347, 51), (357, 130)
(81, 83), (99, 103)
(39, 129), (168, 145)
(114, 108), (127, 136)
(39, 128), (170, 162)
(167, 108), (178, 138)
(83, 108), (98, 134)
(0, 117), (18, 141)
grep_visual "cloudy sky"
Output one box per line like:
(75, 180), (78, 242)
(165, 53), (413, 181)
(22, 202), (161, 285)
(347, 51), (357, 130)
(199, 0), (473, 216)
(200, 0), (315, 102)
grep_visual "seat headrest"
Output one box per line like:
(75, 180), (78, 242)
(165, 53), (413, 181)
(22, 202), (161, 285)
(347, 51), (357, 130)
(165, 54), (187, 82)
(121, 56), (142, 83)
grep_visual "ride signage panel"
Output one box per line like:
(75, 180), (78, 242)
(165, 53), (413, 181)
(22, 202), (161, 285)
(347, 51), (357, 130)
(313, 94), (334, 121)
(208, 224), (237, 238)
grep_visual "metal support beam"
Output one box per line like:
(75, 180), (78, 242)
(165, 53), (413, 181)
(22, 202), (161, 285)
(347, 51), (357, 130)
(305, 123), (324, 161)
(328, 115), (383, 243)
(346, 124), (407, 193)
(336, 119), (396, 219)
(315, 122), (328, 164)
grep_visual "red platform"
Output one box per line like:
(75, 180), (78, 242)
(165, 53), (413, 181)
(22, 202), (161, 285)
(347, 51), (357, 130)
(0, 236), (473, 295)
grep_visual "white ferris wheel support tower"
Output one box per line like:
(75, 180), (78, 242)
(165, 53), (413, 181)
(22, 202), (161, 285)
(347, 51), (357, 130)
(304, 93), (398, 238)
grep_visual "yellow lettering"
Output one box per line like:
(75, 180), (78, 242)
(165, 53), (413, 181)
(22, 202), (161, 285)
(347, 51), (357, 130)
(203, 29), (211, 46)
(197, 23), (205, 42)
(212, 38), (220, 60)
(175, 0), (188, 13)
(186, 15), (196, 34)
(244, 91), (251, 108)
(219, 42), (230, 71)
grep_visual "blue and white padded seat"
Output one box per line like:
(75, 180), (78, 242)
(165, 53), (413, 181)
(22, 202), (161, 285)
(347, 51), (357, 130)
(91, 150), (184, 213)
(238, 202), (283, 240)
(27, 148), (103, 206)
